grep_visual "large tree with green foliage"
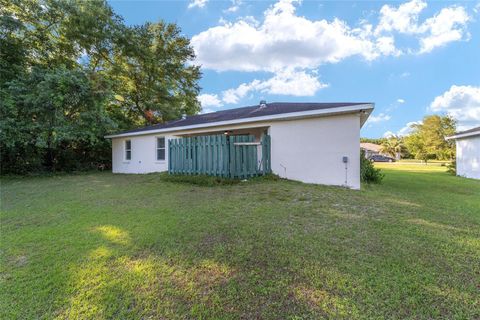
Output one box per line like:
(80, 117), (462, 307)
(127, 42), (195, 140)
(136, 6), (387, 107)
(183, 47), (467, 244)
(1, 67), (114, 172)
(0, 0), (201, 173)
(404, 115), (456, 163)
(1, 0), (120, 173)
(110, 22), (201, 125)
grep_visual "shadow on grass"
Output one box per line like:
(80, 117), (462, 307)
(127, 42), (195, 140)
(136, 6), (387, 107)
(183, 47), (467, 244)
(2, 172), (479, 319)
(59, 225), (238, 319)
(57, 205), (479, 319)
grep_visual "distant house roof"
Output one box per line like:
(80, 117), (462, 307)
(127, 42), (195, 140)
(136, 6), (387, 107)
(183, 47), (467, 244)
(360, 142), (382, 152)
(446, 126), (480, 140)
(106, 102), (374, 138)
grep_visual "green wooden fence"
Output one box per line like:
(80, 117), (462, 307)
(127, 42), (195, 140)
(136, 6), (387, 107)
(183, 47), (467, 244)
(168, 134), (271, 179)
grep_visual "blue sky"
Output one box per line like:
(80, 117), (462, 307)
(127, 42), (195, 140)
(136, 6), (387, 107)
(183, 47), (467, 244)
(109, 0), (480, 138)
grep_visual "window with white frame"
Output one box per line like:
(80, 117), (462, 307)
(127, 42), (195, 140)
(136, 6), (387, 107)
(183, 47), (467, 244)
(125, 140), (131, 160)
(156, 137), (165, 161)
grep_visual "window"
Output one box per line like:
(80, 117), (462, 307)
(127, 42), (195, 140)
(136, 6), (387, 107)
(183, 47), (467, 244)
(125, 140), (131, 160)
(156, 137), (165, 161)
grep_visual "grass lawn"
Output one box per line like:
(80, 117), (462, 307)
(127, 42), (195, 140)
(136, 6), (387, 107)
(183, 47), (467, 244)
(1, 165), (479, 319)
(375, 161), (450, 172)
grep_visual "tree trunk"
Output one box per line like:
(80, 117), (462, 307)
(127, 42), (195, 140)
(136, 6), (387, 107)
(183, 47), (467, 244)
(45, 132), (55, 171)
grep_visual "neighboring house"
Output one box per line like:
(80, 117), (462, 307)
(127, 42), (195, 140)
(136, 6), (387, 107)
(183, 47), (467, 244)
(105, 101), (374, 189)
(360, 142), (383, 158)
(446, 126), (480, 180)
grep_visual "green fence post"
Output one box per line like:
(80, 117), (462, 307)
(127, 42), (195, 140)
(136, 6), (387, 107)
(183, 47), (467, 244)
(253, 136), (259, 176)
(188, 137), (192, 175)
(266, 135), (270, 174)
(229, 135), (234, 178)
(212, 135), (217, 176)
(216, 135), (220, 177)
(168, 139), (171, 173)
(182, 137), (185, 174)
(168, 139), (175, 173)
(201, 136), (204, 175)
(222, 135), (227, 177)
(172, 139), (175, 174)
(250, 135), (255, 177)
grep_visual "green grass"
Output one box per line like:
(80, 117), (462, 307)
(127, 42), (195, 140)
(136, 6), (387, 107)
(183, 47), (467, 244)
(1, 166), (479, 319)
(397, 159), (451, 166)
(375, 161), (449, 172)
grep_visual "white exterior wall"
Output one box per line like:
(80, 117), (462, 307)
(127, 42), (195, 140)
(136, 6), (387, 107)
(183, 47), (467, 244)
(111, 113), (362, 189)
(112, 134), (176, 174)
(269, 114), (360, 189)
(456, 135), (480, 179)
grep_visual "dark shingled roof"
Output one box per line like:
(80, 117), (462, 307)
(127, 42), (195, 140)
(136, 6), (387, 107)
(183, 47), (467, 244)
(112, 102), (371, 136)
(454, 126), (480, 136)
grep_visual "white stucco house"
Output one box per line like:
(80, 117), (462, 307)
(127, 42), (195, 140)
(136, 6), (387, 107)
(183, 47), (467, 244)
(105, 102), (374, 189)
(446, 126), (480, 179)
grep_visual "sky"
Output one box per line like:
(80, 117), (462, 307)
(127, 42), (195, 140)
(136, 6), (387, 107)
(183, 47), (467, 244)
(109, 0), (480, 138)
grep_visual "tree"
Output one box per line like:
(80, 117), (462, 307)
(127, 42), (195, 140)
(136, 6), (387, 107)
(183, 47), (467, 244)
(1, 67), (115, 172)
(0, 0), (202, 173)
(109, 22), (201, 125)
(381, 135), (406, 160)
(404, 133), (430, 163)
(1, 0), (123, 70)
(404, 115), (456, 163)
(360, 137), (387, 145)
(0, 0), (121, 173)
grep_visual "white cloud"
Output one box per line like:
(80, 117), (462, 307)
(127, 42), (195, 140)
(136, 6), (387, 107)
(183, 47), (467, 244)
(188, 0), (208, 9)
(367, 113), (391, 123)
(397, 98), (405, 103)
(430, 85), (480, 129)
(222, 69), (328, 104)
(198, 94), (223, 108)
(376, 0), (427, 34)
(383, 131), (396, 138)
(222, 81), (257, 104)
(256, 69), (328, 96)
(397, 121), (422, 136)
(192, 0), (472, 107)
(192, 0), (471, 73)
(385, 85), (480, 137)
(375, 0), (470, 53)
(191, 0), (398, 72)
(418, 7), (470, 53)
(225, 0), (242, 13)
(375, 36), (402, 56)
(383, 120), (422, 138)
(200, 69), (328, 107)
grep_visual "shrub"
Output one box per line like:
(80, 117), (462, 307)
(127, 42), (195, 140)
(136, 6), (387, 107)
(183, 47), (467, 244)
(161, 173), (242, 187)
(160, 173), (281, 187)
(360, 150), (384, 183)
(447, 160), (456, 175)
(249, 174), (281, 182)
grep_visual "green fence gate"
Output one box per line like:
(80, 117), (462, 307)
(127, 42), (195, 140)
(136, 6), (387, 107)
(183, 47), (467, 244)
(168, 134), (271, 179)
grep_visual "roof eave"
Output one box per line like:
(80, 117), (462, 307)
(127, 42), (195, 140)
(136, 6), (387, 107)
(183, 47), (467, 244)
(105, 103), (375, 139)
(359, 104), (374, 128)
(446, 131), (480, 140)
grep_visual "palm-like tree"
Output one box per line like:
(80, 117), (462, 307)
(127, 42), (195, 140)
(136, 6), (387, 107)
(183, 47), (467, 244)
(381, 136), (405, 160)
